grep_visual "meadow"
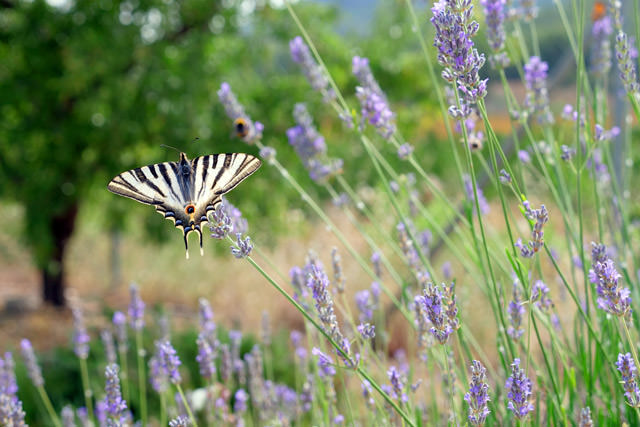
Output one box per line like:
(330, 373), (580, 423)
(1, 0), (640, 425)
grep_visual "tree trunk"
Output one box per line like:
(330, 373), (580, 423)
(42, 203), (78, 306)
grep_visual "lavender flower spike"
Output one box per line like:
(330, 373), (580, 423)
(431, 0), (488, 112)
(20, 339), (44, 387)
(415, 282), (459, 345)
(610, 1), (640, 95)
(505, 358), (534, 420)
(129, 283), (145, 332)
(72, 306), (90, 360)
(112, 311), (128, 352)
(196, 333), (216, 381)
(352, 56), (397, 138)
(524, 56), (554, 124)
(591, 13), (613, 79)
(217, 82), (263, 144)
(169, 416), (191, 427)
(104, 364), (127, 424)
(464, 174), (490, 216)
(464, 360), (491, 426)
(481, 0), (510, 68)
(311, 348), (336, 377)
(0, 394), (26, 426)
(157, 340), (182, 385)
(507, 281), (525, 340)
(589, 250), (632, 317)
(230, 232), (253, 258)
(616, 353), (640, 407)
(578, 407), (593, 426)
(209, 203), (233, 239)
(289, 36), (335, 103)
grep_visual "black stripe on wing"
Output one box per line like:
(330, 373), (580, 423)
(211, 153), (262, 196)
(107, 174), (158, 205)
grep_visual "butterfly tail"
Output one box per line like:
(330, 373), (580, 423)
(199, 229), (204, 256)
(184, 232), (190, 259)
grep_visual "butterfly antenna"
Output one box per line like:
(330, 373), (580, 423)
(160, 144), (181, 154)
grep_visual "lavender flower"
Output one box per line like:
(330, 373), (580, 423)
(387, 366), (408, 402)
(505, 358), (534, 419)
(219, 344), (232, 383)
(231, 233), (253, 258)
(234, 388), (249, 413)
(72, 307), (90, 360)
(520, 0), (537, 21)
(100, 329), (117, 365)
(518, 201), (548, 255)
(20, 339), (44, 387)
(312, 348), (336, 377)
(259, 145), (276, 163)
(198, 298), (217, 347)
(287, 103), (342, 183)
(128, 283), (145, 332)
(594, 123), (620, 142)
(0, 394), (26, 427)
(507, 282), (525, 340)
(76, 407), (89, 427)
(591, 14), (613, 78)
(415, 282), (459, 345)
(331, 247), (345, 293)
(616, 353), (640, 407)
(209, 203), (233, 239)
(524, 56), (553, 124)
(104, 364), (127, 424)
(61, 405), (74, 427)
(589, 246), (631, 317)
(196, 333), (217, 381)
(397, 143), (414, 160)
(578, 407), (593, 426)
(0, 353), (17, 397)
(352, 56), (397, 138)
(464, 174), (490, 215)
(397, 221), (421, 273)
(217, 82), (263, 144)
(481, 0), (510, 68)
(289, 36), (335, 102)
(464, 360), (491, 425)
(499, 169), (511, 184)
(357, 322), (376, 340)
(561, 145), (575, 161)
(431, 0), (488, 113)
(149, 352), (168, 394)
(609, 2), (640, 94)
(156, 340), (182, 384)
(112, 311), (128, 352)
(531, 280), (553, 312)
(361, 380), (375, 408)
(290, 330), (308, 362)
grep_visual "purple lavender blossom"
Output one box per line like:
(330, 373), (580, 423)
(128, 283), (145, 332)
(20, 339), (44, 387)
(561, 145), (575, 161)
(156, 340), (182, 385)
(149, 352), (168, 394)
(198, 298), (217, 347)
(61, 405), (74, 426)
(0, 353), (17, 398)
(231, 232), (253, 258)
(397, 143), (414, 160)
(463, 174), (490, 215)
(112, 311), (128, 352)
(0, 394), (26, 426)
(507, 282), (525, 340)
(289, 36), (335, 102)
(589, 250), (631, 317)
(579, 406), (593, 426)
(464, 360), (490, 425)
(481, 0), (510, 68)
(518, 149), (531, 163)
(196, 333), (217, 381)
(333, 414), (345, 425)
(609, 2), (640, 94)
(355, 289), (374, 322)
(101, 329), (117, 365)
(361, 380), (375, 408)
(312, 348), (336, 377)
(357, 322), (376, 340)
(616, 353), (640, 407)
(217, 82), (263, 144)
(594, 124), (620, 142)
(290, 330), (308, 362)
(519, 201), (549, 255)
(220, 344), (232, 383)
(431, 0), (488, 113)
(352, 56), (397, 138)
(505, 358), (534, 419)
(524, 56), (553, 124)
(104, 364), (127, 424)
(499, 169), (511, 184)
(234, 388), (249, 413)
(331, 247), (345, 293)
(287, 103), (343, 183)
(72, 307), (90, 360)
(397, 221), (421, 273)
(209, 203), (233, 239)
(415, 282), (459, 345)
(531, 280), (553, 312)
(387, 366), (408, 403)
(259, 145), (276, 163)
(591, 14), (613, 78)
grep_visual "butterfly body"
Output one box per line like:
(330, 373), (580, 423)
(108, 152), (261, 258)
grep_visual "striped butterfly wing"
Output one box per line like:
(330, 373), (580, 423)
(107, 152), (261, 258)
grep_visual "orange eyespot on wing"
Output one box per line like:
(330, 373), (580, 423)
(592, 1), (606, 22)
(234, 118), (249, 138)
(185, 204), (195, 215)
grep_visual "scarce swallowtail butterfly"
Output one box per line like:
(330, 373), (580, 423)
(107, 152), (261, 259)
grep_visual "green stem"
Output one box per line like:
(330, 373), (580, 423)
(135, 330), (147, 426)
(118, 347), (130, 405)
(36, 385), (62, 427)
(79, 357), (94, 423)
(176, 383), (198, 426)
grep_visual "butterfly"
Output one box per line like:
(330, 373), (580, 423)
(107, 152), (261, 259)
(591, 1), (606, 22)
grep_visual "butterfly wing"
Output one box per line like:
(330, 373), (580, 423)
(107, 153), (261, 258)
